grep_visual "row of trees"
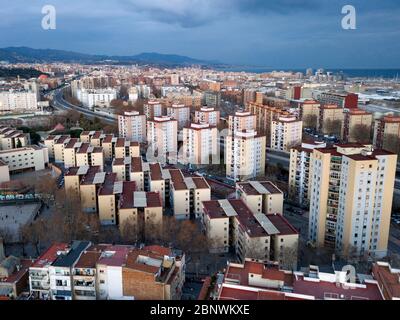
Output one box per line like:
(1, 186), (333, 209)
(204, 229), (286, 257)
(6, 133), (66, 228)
(303, 115), (374, 144)
(2, 173), (213, 258)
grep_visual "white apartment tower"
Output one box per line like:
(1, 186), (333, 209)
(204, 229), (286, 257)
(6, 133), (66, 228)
(147, 116), (178, 163)
(182, 122), (218, 165)
(226, 129), (266, 182)
(118, 111), (147, 143)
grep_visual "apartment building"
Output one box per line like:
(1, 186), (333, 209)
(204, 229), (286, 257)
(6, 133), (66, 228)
(318, 104), (344, 135)
(0, 126), (30, 150)
(147, 163), (168, 205)
(202, 199), (298, 268)
(101, 136), (140, 161)
(143, 163), (211, 219)
(118, 111), (147, 143)
(236, 181), (284, 215)
(203, 91), (221, 108)
(0, 160), (10, 183)
(80, 131), (104, 146)
(29, 242), (185, 301)
(270, 115), (303, 152)
(288, 140), (326, 206)
(295, 100), (320, 128)
(194, 106), (221, 126)
(308, 144), (397, 258)
(147, 116), (178, 163)
(318, 92), (359, 109)
(168, 169), (211, 220)
(342, 109), (373, 143)
(96, 244), (185, 300)
(246, 102), (290, 142)
(166, 103), (190, 130)
(112, 157), (144, 190)
(0, 90), (38, 112)
(0, 253), (33, 299)
(29, 243), (70, 300)
(144, 100), (163, 120)
(226, 129), (266, 181)
(217, 259), (384, 300)
(44, 134), (70, 159)
(48, 241), (91, 300)
(182, 122), (218, 166)
(114, 138), (140, 159)
(72, 247), (103, 300)
(76, 143), (104, 169)
(64, 165), (104, 212)
(118, 190), (163, 240)
(76, 88), (117, 109)
(373, 115), (400, 154)
(96, 245), (132, 300)
(63, 140), (104, 170)
(122, 246), (185, 300)
(372, 261), (400, 300)
(228, 110), (256, 136)
(0, 145), (49, 182)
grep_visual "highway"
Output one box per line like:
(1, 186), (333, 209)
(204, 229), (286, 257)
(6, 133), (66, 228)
(49, 86), (117, 124)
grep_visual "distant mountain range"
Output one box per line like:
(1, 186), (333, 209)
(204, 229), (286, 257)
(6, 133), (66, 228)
(0, 47), (220, 67)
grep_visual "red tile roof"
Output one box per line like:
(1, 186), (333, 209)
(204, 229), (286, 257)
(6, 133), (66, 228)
(31, 243), (69, 268)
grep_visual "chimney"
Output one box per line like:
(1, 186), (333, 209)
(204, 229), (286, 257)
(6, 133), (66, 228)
(0, 237), (5, 261)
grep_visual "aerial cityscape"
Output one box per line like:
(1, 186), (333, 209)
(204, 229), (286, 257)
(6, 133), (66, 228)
(1, 0), (400, 308)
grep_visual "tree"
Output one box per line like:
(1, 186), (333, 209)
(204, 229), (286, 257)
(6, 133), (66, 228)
(324, 119), (342, 136)
(350, 124), (371, 144)
(280, 245), (299, 271)
(384, 134), (400, 155)
(120, 215), (141, 244)
(303, 114), (318, 129)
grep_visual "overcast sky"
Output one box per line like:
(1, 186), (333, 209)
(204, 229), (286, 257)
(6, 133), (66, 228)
(1, 0), (399, 68)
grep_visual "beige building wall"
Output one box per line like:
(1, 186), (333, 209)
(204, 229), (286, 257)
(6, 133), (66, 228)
(44, 139), (56, 158)
(0, 147), (48, 173)
(150, 180), (165, 205)
(375, 154), (397, 256)
(270, 116), (303, 152)
(273, 234), (299, 269)
(144, 207), (163, 238)
(171, 189), (190, 219)
(226, 130), (266, 181)
(98, 195), (117, 225)
(228, 111), (256, 135)
(0, 163), (10, 183)
(119, 208), (139, 234)
(336, 153), (397, 258)
(309, 149), (332, 247)
(182, 124), (218, 165)
(236, 229), (270, 262)
(64, 175), (80, 196)
(63, 148), (76, 168)
(319, 106), (344, 135)
(130, 171), (144, 191)
(80, 184), (98, 213)
(194, 107), (220, 126)
(343, 111), (373, 142)
(118, 112), (147, 143)
(193, 188), (211, 218)
(54, 143), (66, 163)
(147, 117), (178, 162)
(102, 141), (113, 161)
(112, 164), (126, 181)
(205, 216), (229, 253)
